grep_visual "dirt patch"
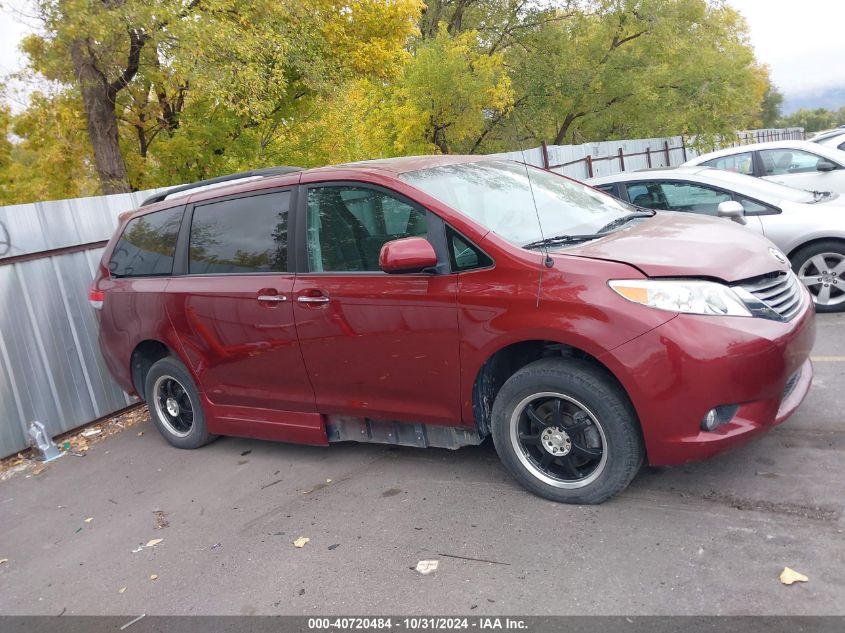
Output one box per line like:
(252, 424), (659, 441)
(702, 491), (840, 522)
(0, 406), (149, 482)
(154, 510), (170, 530)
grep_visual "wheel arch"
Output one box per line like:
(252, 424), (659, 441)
(130, 339), (175, 400)
(469, 338), (634, 438)
(787, 236), (845, 262)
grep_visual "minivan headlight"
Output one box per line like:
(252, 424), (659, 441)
(608, 279), (751, 316)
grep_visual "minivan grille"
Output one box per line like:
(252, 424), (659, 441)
(733, 271), (804, 321)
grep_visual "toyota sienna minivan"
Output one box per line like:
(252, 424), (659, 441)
(91, 156), (815, 503)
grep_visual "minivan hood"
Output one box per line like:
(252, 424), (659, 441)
(562, 212), (789, 283)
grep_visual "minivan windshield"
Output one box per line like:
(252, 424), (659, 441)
(401, 160), (637, 247)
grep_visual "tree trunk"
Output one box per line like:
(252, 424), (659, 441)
(70, 41), (132, 194)
(554, 112), (578, 146)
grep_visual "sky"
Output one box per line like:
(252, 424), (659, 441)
(1, 0), (844, 112)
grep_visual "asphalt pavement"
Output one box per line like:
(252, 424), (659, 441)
(0, 313), (843, 615)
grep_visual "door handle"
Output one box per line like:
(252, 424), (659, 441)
(296, 296), (330, 304)
(257, 295), (287, 302)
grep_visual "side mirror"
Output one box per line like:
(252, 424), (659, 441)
(379, 237), (438, 274)
(717, 200), (747, 225)
(817, 159), (837, 172)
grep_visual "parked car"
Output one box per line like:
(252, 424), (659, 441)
(809, 129), (845, 152)
(682, 140), (845, 194)
(587, 166), (845, 312)
(91, 157), (815, 504)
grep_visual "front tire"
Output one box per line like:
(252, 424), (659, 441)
(491, 359), (643, 504)
(144, 357), (216, 449)
(792, 241), (845, 313)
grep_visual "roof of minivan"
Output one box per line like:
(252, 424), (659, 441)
(138, 154), (494, 212)
(328, 154), (491, 174)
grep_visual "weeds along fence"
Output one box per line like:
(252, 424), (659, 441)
(496, 127), (805, 179)
(0, 127), (804, 458)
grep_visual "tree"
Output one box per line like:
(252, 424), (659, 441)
(472, 0), (767, 150)
(777, 107), (845, 134)
(759, 85), (784, 128)
(0, 91), (99, 205)
(22, 0), (421, 193)
(389, 26), (513, 154)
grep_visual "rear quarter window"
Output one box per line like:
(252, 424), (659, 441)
(109, 207), (184, 277)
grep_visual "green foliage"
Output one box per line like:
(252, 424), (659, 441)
(777, 107), (845, 134)
(759, 86), (784, 129)
(0, 91), (99, 205)
(0, 0), (780, 204)
(489, 0), (769, 150)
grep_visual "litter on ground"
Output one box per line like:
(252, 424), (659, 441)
(415, 560), (439, 575)
(779, 567), (809, 585)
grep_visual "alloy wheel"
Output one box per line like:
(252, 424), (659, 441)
(152, 375), (195, 437)
(798, 252), (845, 307)
(509, 392), (607, 489)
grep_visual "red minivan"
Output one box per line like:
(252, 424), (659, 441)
(92, 156), (815, 503)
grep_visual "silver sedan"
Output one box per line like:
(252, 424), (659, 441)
(587, 166), (845, 312)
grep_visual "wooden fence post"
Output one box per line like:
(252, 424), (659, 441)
(541, 141), (550, 170)
(663, 140), (670, 165)
(618, 147), (625, 171)
(586, 154), (594, 178)
(646, 147), (652, 168)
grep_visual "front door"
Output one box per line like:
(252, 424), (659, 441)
(165, 190), (317, 415)
(292, 183), (461, 425)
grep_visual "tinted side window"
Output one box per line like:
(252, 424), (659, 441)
(658, 182), (731, 215)
(189, 191), (291, 274)
(109, 207), (183, 277)
(701, 152), (754, 175)
(447, 228), (492, 272)
(306, 186), (428, 272)
(738, 196), (778, 214)
(624, 183), (670, 210)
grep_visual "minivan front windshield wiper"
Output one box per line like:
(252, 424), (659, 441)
(595, 210), (656, 234)
(523, 233), (605, 250)
(523, 210), (656, 250)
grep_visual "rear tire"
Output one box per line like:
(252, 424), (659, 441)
(491, 358), (643, 504)
(144, 357), (216, 449)
(791, 241), (845, 313)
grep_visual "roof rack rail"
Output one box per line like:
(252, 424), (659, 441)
(140, 166), (303, 206)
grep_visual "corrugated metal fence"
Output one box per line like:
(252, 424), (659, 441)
(0, 127), (804, 457)
(0, 189), (161, 457)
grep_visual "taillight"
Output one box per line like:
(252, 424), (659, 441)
(89, 287), (104, 310)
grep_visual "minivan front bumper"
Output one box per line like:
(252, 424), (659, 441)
(601, 297), (815, 466)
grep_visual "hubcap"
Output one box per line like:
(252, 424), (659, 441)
(509, 392), (607, 489)
(541, 427), (572, 456)
(152, 375), (194, 437)
(165, 398), (180, 417)
(798, 252), (845, 307)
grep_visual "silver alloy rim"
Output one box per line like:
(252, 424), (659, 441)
(798, 252), (845, 307)
(509, 391), (608, 489)
(152, 374), (194, 438)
